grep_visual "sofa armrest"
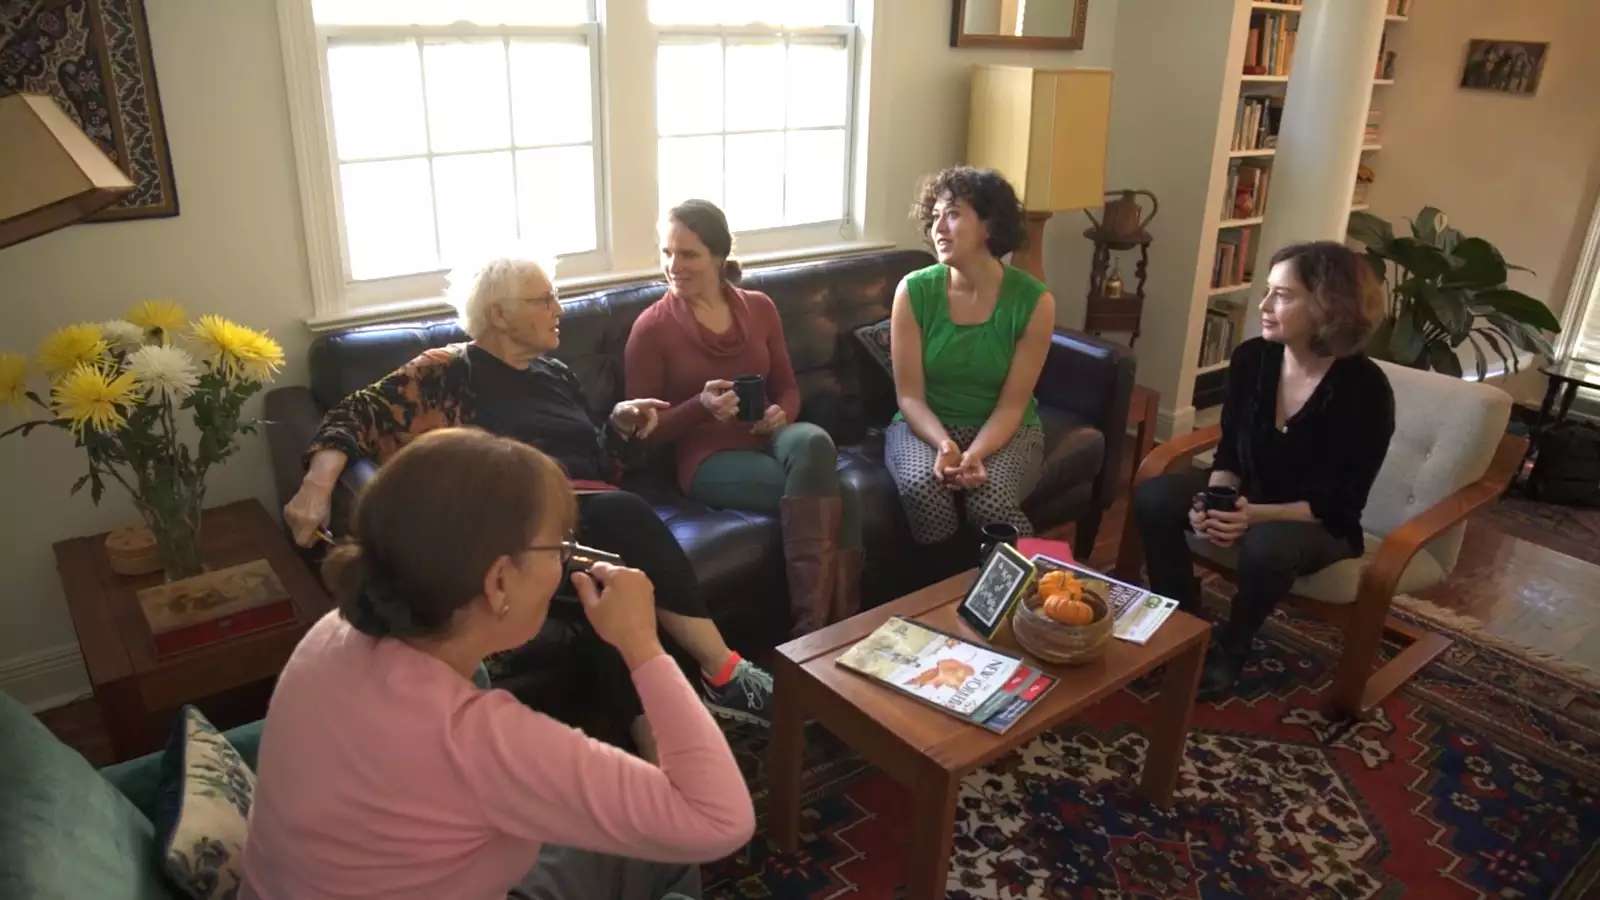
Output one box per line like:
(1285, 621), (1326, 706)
(263, 386), (325, 511)
(1034, 329), (1136, 510)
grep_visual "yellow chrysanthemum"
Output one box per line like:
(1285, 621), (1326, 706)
(126, 300), (188, 340)
(234, 327), (285, 383)
(189, 314), (255, 376)
(0, 353), (27, 410)
(38, 324), (109, 378)
(50, 363), (138, 433)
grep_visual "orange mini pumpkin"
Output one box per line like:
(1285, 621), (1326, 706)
(1037, 570), (1072, 596)
(1043, 592), (1095, 626)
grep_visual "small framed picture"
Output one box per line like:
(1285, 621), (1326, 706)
(957, 541), (1036, 640)
(1460, 40), (1548, 96)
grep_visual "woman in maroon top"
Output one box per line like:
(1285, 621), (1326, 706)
(625, 200), (861, 637)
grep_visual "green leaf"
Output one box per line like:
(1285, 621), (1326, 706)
(1473, 327), (1515, 374)
(1462, 333), (1489, 381)
(1412, 206), (1444, 244)
(1390, 309), (1425, 363)
(1438, 226), (1464, 255)
(1388, 238), (1451, 280)
(1420, 282), (1473, 340)
(1426, 341), (1463, 377)
(1475, 288), (1560, 331)
(1347, 211), (1394, 250)
(1446, 237), (1508, 287)
(70, 473), (91, 496)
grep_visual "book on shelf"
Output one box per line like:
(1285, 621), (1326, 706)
(1213, 227), (1253, 288)
(1244, 11), (1298, 76)
(1231, 96), (1283, 151)
(1224, 159), (1271, 219)
(1386, 0), (1411, 15)
(1199, 310), (1236, 369)
(836, 616), (1058, 734)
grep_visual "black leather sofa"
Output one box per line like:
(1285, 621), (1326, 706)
(264, 249), (1135, 657)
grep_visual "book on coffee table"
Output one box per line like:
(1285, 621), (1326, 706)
(137, 558), (294, 658)
(836, 616), (1057, 734)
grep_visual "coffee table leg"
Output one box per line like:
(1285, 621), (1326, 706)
(767, 664), (805, 853)
(907, 770), (960, 900)
(1140, 633), (1206, 806)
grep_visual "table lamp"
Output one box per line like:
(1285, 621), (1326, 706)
(0, 92), (134, 250)
(966, 65), (1111, 280)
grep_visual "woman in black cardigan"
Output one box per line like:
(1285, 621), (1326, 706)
(1134, 241), (1394, 700)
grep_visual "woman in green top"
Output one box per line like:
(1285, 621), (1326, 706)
(888, 166), (1057, 544)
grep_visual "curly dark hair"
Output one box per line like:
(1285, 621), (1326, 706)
(1267, 241), (1385, 357)
(910, 166), (1026, 259)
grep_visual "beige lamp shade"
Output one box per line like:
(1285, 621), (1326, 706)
(0, 92), (134, 249)
(967, 66), (1111, 212)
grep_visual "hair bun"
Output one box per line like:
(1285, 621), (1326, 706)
(722, 257), (743, 284)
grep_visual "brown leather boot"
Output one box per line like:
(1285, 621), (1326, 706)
(832, 546), (864, 622)
(780, 496), (841, 637)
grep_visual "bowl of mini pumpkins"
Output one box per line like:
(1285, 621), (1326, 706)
(1011, 568), (1113, 665)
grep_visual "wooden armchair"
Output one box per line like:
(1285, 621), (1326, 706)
(1114, 362), (1527, 717)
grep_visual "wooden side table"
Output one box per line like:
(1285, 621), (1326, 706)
(1126, 384), (1159, 487)
(54, 499), (332, 760)
(768, 571), (1208, 900)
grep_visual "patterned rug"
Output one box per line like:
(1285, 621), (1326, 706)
(1483, 492), (1600, 568)
(707, 594), (1600, 898)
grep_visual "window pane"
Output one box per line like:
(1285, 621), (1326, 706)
(433, 152), (518, 269)
(656, 41), (722, 136)
(658, 135), (724, 217)
(724, 41), (785, 132)
(422, 40), (511, 153)
(327, 42), (427, 160)
(340, 158), (438, 280)
(787, 40), (848, 129)
(516, 145), (598, 257)
(650, 0), (850, 25)
(785, 129), (846, 224)
(509, 40), (592, 146)
(724, 132), (784, 230)
(315, 0), (591, 25)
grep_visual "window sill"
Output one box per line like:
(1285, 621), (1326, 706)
(303, 240), (898, 333)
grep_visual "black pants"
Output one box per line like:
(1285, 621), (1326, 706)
(1132, 469), (1355, 654)
(577, 491), (708, 619)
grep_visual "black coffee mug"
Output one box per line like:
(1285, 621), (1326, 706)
(1203, 485), (1240, 512)
(978, 522), (1020, 566)
(733, 374), (766, 422)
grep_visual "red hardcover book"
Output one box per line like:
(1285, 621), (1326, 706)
(151, 600), (297, 658)
(138, 558), (297, 658)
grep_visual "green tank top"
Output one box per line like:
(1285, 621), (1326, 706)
(898, 263), (1044, 428)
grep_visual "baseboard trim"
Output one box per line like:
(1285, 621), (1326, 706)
(1156, 404), (1196, 441)
(0, 643), (91, 712)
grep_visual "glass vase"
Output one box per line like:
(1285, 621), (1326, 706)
(136, 483), (206, 582)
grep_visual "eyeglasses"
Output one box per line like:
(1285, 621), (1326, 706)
(526, 538), (579, 568)
(526, 538), (624, 573)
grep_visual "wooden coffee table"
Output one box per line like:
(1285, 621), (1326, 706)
(767, 571), (1210, 899)
(54, 499), (333, 760)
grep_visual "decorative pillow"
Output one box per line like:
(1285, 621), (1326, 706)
(154, 706), (256, 900)
(853, 318), (893, 378)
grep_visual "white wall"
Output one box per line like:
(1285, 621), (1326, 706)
(0, 0), (1118, 709)
(1366, 0), (1600, 328)
(0, 1), (312, 707)
(859, 0), (1119, 325)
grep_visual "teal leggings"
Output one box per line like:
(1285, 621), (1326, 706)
(689, 422), (863, 549)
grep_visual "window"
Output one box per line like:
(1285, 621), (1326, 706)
(278, 0), (862, 323)
(652, 2), (855, 232)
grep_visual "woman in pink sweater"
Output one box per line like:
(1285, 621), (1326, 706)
(625, 200), (862, 636)
(241, 428), (753, 900)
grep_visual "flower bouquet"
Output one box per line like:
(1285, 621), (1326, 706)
(1, 301), (283, 580)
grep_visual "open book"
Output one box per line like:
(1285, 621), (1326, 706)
(836, 616), (1057, 734)
(1031, 555), (1179, 645)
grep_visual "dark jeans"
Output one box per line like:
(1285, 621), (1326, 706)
(577, 491), (708, 618)
(1132, 469), (1355, 654)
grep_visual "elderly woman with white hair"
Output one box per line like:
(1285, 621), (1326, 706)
(282, 253), (776, 734)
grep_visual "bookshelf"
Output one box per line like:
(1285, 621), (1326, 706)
(1191, 1), (1409, 409)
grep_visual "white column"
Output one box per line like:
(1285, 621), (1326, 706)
(1246, 0), (1385, 337)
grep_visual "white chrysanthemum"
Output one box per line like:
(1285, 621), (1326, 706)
(127, 344), (201, 402)
(101, 320), (147, 353)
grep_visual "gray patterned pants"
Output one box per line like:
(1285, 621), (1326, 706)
(885, 421), (1044, 545)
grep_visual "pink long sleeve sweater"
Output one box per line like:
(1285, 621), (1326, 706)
(624, 285), (801, 492)
(239, 612), (754, 899)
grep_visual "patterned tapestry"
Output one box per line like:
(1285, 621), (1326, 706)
(1, 0), (178, 220)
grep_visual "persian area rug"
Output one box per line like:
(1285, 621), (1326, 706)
(1482, 491), (1600, 569)
(1, 0), (178, 219)
(708, 589), (1600, 899)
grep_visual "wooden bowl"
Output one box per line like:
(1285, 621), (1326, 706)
(1011, 589), (1112, 665)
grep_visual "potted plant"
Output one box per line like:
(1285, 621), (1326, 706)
(1347, 206), (1559, 378)
(0, 302), (283, 581)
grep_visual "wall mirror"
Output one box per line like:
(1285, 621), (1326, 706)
(951, 0), (1089, 50)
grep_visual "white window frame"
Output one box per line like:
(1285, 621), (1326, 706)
(277, 0), (873, 328)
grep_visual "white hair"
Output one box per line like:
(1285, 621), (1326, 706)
(446, 250), (557, 340)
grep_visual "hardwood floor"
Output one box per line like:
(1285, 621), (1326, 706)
(35, 449), (1600, 768)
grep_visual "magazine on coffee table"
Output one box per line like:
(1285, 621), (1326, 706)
(836, 616), (1058, 734)
(1029, 555), (1179, 645)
